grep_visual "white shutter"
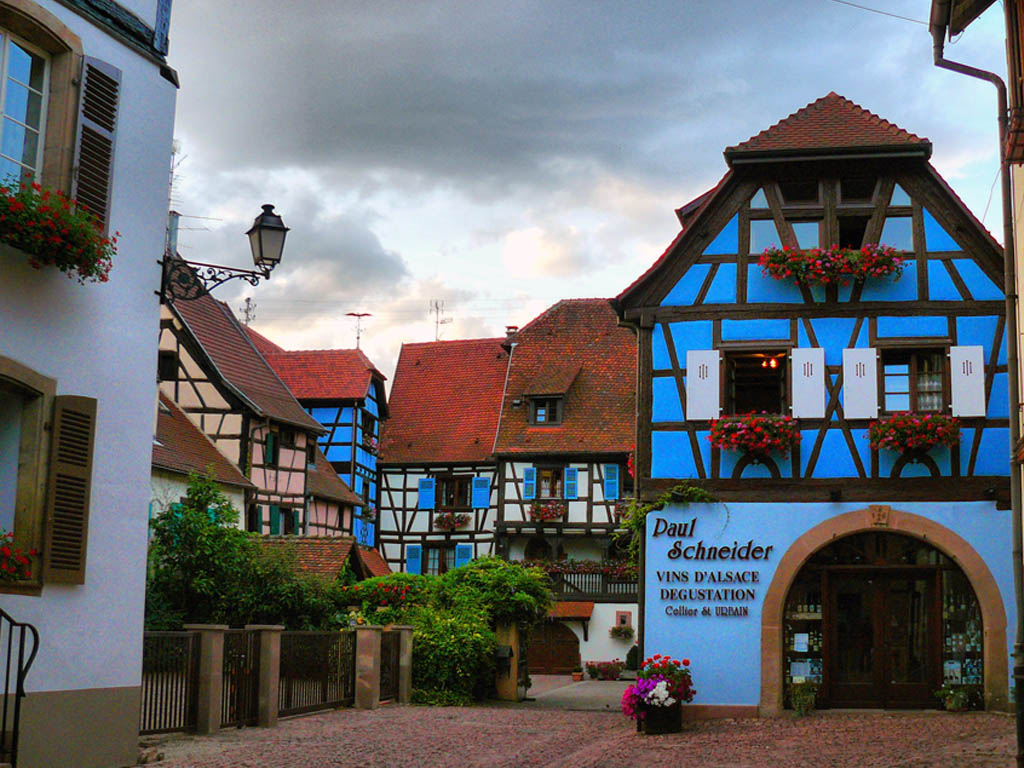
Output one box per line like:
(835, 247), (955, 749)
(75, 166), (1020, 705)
(950, 345), (986, 417)
(842, 348), (878, 419)
(791, 347), (825, 418)
(685, 350), (720, 421)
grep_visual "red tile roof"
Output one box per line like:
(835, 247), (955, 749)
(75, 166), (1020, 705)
(381, 337), (509, 464)
(262, 536), (355, 579)
(494, 299), (635, 456)
(260, 536), (392, 579)
(725, 92), (931, 161)
(171, 294), (323, 433)
(153, 394), (255, 488)
(308, 448), (363, 505)
(263, 348), (384, 402)
(548, 601), (594, 620)
(357, 546), (392, 577)
(244, 326), (284, 356)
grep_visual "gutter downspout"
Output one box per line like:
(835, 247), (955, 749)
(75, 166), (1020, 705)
(492, 343), (518, 455)
(932, 7), (1024, 762)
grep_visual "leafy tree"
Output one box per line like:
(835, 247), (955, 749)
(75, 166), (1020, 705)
(434, 557), (552, 630)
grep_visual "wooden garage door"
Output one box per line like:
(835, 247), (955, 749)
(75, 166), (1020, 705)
(528, 621), (580, 674)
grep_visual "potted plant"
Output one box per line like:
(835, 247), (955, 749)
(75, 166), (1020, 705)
(1, 181), (118, 284)
(434, 510), (471, 530)
(584, 659), (624, 680)
(0, 528), (37, 582)
(935, 683), (970, 711)
(528, 500), (567, 523)
(709, 412), (801, 458)
(621, 654), (695, 734)
(609, 624), (635, 641)
(571, 665), (584, 682)
(868, 412), (960, 455)
(789, 681), (819, 716)
(759, 243), (905, 287)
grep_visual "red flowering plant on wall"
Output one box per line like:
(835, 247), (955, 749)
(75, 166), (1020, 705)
(709, 413), (801, 458)
(868, 412), (960, 454)
(759, 244), (904, 287)
(1, 181), (117, 284)
(0, 528), (38, 582)
(434, 510), (470, 530)
(529, 500), (567, 522)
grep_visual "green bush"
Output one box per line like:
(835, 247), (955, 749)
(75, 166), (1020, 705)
(408, 604), (497, 701)
(434, 557), (552, 629)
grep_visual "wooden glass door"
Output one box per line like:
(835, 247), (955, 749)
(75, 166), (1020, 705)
(826, 571), (937, 708)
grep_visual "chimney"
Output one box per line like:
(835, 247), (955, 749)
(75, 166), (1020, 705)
(505, 325), (519, 340)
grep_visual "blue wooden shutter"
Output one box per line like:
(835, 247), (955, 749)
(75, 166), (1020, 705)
(472, 476), (490, 508)
(154, 0), (172, 55)
(523, 467), (536, 500)
(563, 468), (578, 500)
(417, 478), (435, 509)
(454, 543), (473, 569)
(604, 464), (620, 501)
(406, 544), (422, 575)
(269, 505), (280, 535)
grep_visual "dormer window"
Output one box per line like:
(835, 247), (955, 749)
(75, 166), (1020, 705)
(530, 396), (563, 425)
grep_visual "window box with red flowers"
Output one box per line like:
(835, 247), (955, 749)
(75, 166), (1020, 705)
(868, 412), (960, 455)
(2, 182), (117, 284)
(434, 509), (470, 530)
(528, 500), (567, 523)
(709, 413), (801, 458)
(759, 244), (904, 287)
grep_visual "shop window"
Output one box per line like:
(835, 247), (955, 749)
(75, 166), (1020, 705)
(530, 396), (563, 425)
(436, 475), (472, 509)
(725, 351), (787, 414)
(779, 180), (818, 204)
(0, 355), (95, 587)
(881, 349), (946, 413)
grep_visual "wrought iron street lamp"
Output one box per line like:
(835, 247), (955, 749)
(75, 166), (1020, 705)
(160, 204), (290, 302)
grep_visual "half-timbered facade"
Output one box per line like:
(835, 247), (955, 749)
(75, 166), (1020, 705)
(617, 94), (1015, 715)
(257, 343), (388, 546)
(378, 338), (509, 574)
(158, 292), (342, 535)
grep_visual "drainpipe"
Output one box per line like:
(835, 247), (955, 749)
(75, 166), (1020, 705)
(932, 5), (1024, 762)
(492, 342), (518, 455)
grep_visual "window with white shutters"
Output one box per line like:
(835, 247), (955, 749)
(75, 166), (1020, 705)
(842, 348), (878, 419)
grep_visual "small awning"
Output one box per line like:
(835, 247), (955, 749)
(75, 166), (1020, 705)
(547, 601), (594, 620)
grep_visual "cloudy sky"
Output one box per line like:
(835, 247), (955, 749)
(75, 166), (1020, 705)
(166, 1), (1007, 381)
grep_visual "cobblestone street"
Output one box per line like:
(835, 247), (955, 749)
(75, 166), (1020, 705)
(149, 706), (1015, 768)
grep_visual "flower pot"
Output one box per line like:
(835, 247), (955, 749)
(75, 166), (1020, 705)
(571, 671), (583, 682)
(640, 701), (682, 735)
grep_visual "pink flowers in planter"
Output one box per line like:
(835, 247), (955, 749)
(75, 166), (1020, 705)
(759, 244), (904, 287)
(529, 500), (567, 522)
(868, 412), (960, 454)
(434, 510), (470, 530)
(709, 413), (801, 458)
(621, 655), (695, 721)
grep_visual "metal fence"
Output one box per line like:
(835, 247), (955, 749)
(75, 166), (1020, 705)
(278, 631), (356, 717)
(379, 630), (400, 702)
(140, 631), (200, 735)
(0, 608), (39, 768)
(221, 630), (260, 728)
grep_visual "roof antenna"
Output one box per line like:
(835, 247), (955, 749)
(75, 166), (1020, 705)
(346, 312), (371, 349)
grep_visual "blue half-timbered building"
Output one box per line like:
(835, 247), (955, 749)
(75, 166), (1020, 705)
(615, 93), (1014, 716)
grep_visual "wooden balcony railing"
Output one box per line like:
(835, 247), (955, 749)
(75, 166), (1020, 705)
(548, 571), (637, 601)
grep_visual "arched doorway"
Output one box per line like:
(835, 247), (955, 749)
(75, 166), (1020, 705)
(783, 531), (981, 709)
(528, 621), (581, 674)
(760, 507), (1008, 715)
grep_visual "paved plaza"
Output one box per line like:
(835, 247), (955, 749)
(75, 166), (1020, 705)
(149, 700), (1015, 768)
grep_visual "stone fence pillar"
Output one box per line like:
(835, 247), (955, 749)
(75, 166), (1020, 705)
(183, 624), (227, 735)
(355, 625), (383, 710)
(245, 625), (284, 727)
(392, 624), (414, 704)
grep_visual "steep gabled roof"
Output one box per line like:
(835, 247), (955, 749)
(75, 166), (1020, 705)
(357, 546), (392, 577)
(171, 293), (323, 433)
(494, 299), (635, 456)
(381, 338), (508, 464)
(263, 348), (385, 402)
(152, 393), (254, 489)
(725, 92), (931, 162)
(244, 326), (285, 356)
(308, 448), (363, 506)
(260, 536), (392, 579)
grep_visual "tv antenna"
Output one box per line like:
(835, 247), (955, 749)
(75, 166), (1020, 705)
(430, 299), (452, 341)
(346, 312), (371, 349)
(239, 297), (257, 325)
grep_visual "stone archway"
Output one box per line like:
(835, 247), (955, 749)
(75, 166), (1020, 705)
(759, 506), (1008, 715)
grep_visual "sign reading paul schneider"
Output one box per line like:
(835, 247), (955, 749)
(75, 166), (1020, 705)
(651, 516), (774, 618)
